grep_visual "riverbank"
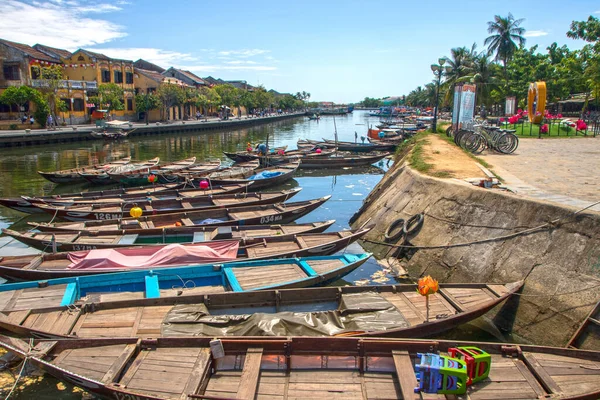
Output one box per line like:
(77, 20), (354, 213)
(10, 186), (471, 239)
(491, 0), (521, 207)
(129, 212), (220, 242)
(351, 134), (600, 348)
(0, 112), (304, 148)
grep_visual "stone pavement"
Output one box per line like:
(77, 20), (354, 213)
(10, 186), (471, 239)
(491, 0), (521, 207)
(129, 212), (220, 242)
(479, 137), (600, 212)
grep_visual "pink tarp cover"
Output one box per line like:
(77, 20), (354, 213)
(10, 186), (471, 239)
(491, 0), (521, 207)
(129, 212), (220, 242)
(66, 241), (240, 270)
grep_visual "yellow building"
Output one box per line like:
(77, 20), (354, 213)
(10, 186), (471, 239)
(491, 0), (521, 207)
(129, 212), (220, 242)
(61, 49), (136, 121)
(134, 68), (192, 122)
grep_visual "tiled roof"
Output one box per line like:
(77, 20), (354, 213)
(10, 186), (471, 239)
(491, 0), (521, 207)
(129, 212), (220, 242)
(136, 68), (164, 83)
(0, 38), (60, 62)
(134, 59), (165, 73)
(33, 44), (72, 59)
(179, 69), (204, 84)
(73, 49), (133, 63)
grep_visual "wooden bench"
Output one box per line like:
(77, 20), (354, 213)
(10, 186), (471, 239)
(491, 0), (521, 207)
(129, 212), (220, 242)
(236, 348), (263, 399)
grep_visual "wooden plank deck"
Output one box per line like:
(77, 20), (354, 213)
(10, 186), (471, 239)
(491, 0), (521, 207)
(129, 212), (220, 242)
(233, 264), (307, 290)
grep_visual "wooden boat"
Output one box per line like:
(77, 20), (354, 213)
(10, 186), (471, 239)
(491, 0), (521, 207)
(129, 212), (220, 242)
(221, 145), (288, 163)
(29, 195), (331, 234)
(79, 157), (160, 185)
(1, 334), (598, 400)
(37, 156), (132, 184)
(32, 188), (302, 221)
(89, 120), (134, 140)
(298, 152), (390, 169)
(208, 161), (300, 190)
(157, 160), (246, 184)
(109, 157), (197, 186)
(2, 219), (335, 252)
(322, 138), (397, 152)
(0, 253), (372, 307)
(1, 183), (250, 214)
(0, 280), (520, 339)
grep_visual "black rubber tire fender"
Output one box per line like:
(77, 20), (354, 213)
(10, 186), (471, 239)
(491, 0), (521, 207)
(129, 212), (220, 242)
(403, 213), (424, 236)
(384, 218), (405, 242)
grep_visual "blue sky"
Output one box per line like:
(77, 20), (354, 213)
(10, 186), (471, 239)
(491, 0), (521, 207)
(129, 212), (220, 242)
(0, 0), (598, 102)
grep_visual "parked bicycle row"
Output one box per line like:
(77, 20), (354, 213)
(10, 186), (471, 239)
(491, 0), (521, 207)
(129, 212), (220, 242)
(446, 123), (519, 154)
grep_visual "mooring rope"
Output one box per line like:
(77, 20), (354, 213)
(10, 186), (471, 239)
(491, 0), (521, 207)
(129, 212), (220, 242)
(363, 199), (600, 250)
(4, 338), (34, 400)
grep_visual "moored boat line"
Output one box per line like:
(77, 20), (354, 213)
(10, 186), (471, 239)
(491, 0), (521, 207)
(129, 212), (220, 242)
(31, 188), (302, 221)
(0, 280), (522, 338)
(37, 156), (132, 184)
(28, 195), (332, 233)
(2, 219), (335, 252)
(0, 253), (373, 308)
(0, 334), (598, 400)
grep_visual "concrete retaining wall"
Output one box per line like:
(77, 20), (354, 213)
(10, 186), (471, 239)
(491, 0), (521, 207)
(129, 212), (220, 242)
(351, 160), (600, 348)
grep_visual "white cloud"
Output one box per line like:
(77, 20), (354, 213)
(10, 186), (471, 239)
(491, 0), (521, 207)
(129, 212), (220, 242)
(524, 30), (549, 38)
(180, 64), (277, 73)
(224, 60), (257, 65)
(0, 0), (126, 49)
(89, 47), (196, 66)
(217, 49), (270, 58)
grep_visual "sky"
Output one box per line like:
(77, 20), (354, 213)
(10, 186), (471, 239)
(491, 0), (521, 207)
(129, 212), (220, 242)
(0, 0), (598, 103)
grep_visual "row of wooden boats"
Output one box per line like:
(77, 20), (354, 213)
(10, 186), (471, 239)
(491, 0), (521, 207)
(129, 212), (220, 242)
(6, 141), (599, 398)
(21, 188), (303, 222)
(39, 144), (391, 187)
(224, 148), (391, 168)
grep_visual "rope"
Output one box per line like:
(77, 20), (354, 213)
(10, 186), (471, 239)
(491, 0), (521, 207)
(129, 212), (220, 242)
(364, 199), (600, 250)
(4, 339), (33, 400)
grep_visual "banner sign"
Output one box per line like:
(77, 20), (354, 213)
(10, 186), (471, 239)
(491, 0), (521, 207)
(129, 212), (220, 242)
(505, 96), (516, 116)
(451, 84), (477, 130)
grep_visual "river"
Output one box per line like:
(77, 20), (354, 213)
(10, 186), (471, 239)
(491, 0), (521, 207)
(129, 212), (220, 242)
(0, 111), (515, 398)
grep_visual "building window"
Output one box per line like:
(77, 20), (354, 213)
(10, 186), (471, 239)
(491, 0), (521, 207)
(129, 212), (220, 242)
(127, 98), (133, 111)
(125, 72), (133, 84)
(61, 98), (72, 111)
(31, 66), (40, 79)
(114, 70), (123, 84)
(101, 69), (110, 82)
(148, 88), (156, 94)
(73, 98), (85, 112)
(3, 65), (20, 80)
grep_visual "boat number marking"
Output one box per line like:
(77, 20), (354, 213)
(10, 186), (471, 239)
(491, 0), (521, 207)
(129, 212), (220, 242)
(260, 215), (283, 224)
(72, 244), (98, 251)
(95, 213), (121, 220)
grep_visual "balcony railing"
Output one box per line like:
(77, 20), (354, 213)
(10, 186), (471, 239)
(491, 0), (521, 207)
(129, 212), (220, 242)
(30, 80), (97, 90)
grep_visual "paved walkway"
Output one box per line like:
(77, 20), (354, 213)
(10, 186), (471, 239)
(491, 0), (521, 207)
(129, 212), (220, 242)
(479, 138), (600, 212)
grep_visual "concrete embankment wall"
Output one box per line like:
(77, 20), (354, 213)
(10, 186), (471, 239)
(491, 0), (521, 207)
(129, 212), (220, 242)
(351, 160), (600, 348)
(0, 113), (303, 148)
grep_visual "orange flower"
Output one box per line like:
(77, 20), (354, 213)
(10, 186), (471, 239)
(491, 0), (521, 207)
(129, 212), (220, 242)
(417, 275), (439, 296)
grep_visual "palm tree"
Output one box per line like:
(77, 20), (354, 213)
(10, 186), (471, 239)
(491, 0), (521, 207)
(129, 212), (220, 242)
(460, 53), (501, 107)
(442, 44), (477, 104)
(484, 13), (526, 87)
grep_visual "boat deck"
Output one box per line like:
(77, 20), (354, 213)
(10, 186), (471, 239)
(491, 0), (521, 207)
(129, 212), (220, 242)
(15, 338), (600, 400)
(0, 283), (516, 339)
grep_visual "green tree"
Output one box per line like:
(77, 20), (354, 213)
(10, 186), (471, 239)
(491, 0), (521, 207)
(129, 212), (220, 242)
(31, 64), (67, 123)
(135, 92), (161, 125)
(442, 44), (477, 103)
(253, 85), (273, 110)
(567, 15), (600, 115)
(156, 84), (185, 120)
(0, 86), (36, 119)
(484, 13), (526, 88)
(89, 83), (125, 114)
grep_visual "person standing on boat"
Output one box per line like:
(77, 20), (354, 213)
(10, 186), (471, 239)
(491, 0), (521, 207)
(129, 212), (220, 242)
(257, 143), (268, 156)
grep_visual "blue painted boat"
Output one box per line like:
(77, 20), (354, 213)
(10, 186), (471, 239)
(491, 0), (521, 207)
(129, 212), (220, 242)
(0, 254), (372, 311)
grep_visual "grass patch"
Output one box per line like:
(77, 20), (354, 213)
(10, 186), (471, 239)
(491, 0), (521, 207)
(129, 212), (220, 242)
(503, 122), (588, 138)
(408, 132), (451, 178)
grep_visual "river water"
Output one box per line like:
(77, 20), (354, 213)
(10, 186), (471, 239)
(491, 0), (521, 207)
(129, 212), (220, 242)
(0, 111), (515, 398)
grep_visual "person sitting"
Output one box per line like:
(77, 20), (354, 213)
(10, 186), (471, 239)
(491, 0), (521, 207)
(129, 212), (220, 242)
(256, 143), (268, 156)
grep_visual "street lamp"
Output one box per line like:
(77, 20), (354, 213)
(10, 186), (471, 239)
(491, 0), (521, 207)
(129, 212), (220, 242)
(430, 58), (452, 132)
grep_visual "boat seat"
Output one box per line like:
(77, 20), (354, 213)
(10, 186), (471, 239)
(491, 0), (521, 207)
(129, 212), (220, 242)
(181, 218), (195, 226)
(192, 231), (208, 243)
(295, 236), (308, 249)
(181, 202), (194, 209)
(144, 205), (154, 212)
(118, 234), (139, 245)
